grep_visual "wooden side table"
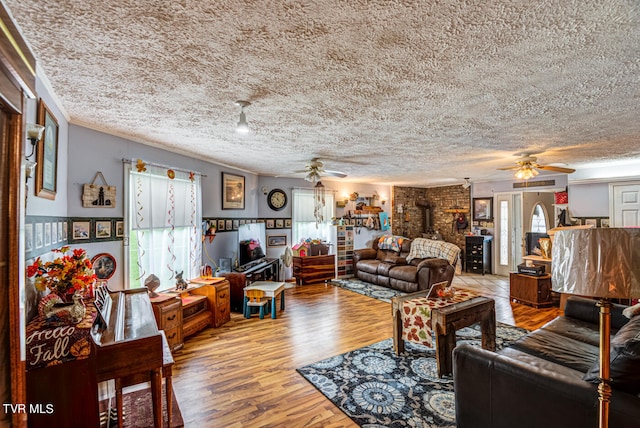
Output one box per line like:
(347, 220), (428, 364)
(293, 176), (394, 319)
(509, 272), (553, 308)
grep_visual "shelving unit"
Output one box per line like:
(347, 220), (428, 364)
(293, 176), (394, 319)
(336, 224), (355, 278)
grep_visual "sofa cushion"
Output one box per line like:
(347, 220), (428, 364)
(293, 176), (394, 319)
(584, 314), (640, 394)
(357, 259), (381, 275)
(377, 235), (406, 252)
(388, 265), (418, 283)
(540, 316), (604, 348)
(509, 328), (598, 373)
(377, 262), (395, 276)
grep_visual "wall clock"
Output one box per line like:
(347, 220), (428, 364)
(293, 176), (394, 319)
(267, 188), (287, 211)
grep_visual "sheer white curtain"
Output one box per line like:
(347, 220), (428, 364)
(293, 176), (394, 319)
(128, 163), (202, 291)
(292, 188), (335, 246)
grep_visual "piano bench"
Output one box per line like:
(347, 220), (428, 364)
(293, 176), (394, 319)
(115, 331), (174, 428)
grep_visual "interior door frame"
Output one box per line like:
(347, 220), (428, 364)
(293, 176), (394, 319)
(609, 180), (640, 227)
(493, 192), (523, 276)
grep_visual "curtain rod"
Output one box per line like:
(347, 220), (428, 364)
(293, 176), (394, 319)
(121, 158), (207, 177)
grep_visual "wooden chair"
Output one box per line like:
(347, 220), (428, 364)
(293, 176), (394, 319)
(244, 289), (270, 319)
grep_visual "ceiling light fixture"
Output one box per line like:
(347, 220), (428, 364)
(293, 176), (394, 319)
(514, 165), (539, 180)
(462, 178), (471, 189)
(235, 100), (251, 134)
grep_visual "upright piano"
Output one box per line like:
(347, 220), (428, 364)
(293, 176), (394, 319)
(26, 286), (163, 427)
(92, 286), (164, 427)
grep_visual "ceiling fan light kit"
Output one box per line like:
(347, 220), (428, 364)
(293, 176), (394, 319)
(498, 154), (575, 180)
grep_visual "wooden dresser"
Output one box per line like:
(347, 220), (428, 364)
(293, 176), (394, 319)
(293, 254), (336, 285)
(151, 294), (184, 351)
(151, 278), (231, 345)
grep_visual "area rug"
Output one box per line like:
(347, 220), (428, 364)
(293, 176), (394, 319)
(99, 386), (184, 428)
(297, 323), (527, 428)
(330, 278), (406, 302)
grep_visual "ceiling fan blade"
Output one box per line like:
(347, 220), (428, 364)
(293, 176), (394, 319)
(323, 170), (347, 178)
(537, 165), (576, 174)
(496, 166), (521, 171)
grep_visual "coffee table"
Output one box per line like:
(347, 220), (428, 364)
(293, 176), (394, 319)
(243, 281), (286, 319)
(392, 291), (495, 377)
(431, 296), (496, 377)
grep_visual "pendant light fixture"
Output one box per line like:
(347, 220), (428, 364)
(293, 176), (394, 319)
(235, 100), (250, 134)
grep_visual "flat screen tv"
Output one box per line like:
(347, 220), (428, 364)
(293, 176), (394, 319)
(525, 232), (550, 256)
(238, 223), (266, 268)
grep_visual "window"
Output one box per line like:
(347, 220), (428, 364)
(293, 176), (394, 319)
(127, 163), (202, 291)
(531, 203), (547, 233)
(292, 188), (335, 246)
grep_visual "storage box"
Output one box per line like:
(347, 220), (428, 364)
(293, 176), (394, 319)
(517, 263), (546, 276)
(554, 191), (568, 204)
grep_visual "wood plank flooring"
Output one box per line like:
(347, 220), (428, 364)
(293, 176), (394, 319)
(171, 273), (562, 427)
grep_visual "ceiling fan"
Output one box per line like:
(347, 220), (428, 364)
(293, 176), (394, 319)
(497, 154), (575, 180)
(294, 158), (347, 182)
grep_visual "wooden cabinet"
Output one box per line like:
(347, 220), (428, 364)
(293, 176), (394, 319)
(509, 272), (553, 308)
(336, 225), (355, 278)
(151, 294), (184, 351)
(189, 279), (231, 328)
(293, 254), (336, 285)
(152, 279), (231, 343)
(465, 235), (492, 275)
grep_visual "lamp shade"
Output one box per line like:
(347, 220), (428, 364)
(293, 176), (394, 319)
(552, 228), (640, 298)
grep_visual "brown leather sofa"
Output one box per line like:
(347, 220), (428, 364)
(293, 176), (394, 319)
(453, 296), (640, 428)
(352, 237), (457, 293)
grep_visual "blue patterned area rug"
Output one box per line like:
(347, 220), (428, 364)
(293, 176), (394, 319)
(297, 324), (527, 428)
(330, 278), (406, 303)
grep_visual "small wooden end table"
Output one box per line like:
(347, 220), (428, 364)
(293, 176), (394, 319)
(431, 296), (496, 377)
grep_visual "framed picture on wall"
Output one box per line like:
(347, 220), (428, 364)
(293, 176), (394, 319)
(267, 235), (287, 247)
(221, 172), (245, 210)
(95, 220), (112, 238)
(35, 99), (59, 200)
(473, 198), (493, 221)
(72, 221), (91, 240)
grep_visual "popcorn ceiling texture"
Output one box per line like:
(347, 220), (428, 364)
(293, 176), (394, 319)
(6, 0), (640, 185)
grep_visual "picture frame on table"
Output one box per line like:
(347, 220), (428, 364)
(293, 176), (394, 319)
(473, 197), (493, 221)
(221, 172), (245, 210)
(584, 218), (597, 227)
(35, 99), (59, 200)
(267, 235), (287, 247)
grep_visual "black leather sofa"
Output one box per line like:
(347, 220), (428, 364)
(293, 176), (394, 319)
(453, 296), (640, 428)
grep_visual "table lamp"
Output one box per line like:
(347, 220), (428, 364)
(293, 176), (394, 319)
(552, 228), (640, 428)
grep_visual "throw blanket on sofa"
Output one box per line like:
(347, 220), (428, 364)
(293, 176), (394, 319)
(406, 238), (462, 273)
(378, 235), (405, 252)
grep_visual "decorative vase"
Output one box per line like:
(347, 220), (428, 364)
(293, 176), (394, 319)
(539, 238), (552, 259)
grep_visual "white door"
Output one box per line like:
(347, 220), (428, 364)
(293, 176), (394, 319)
(610, 182), (640, 226)
(494, 193), (523, 276)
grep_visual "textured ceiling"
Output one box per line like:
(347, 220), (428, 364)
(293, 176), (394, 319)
(6, 0), (640, 186)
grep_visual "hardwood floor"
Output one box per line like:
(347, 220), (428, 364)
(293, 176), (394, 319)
(171, 273), (562, 427)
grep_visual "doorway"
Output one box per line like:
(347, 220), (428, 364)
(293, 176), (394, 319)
(610, 182), (640, 226)
(494, 193), (523, 276)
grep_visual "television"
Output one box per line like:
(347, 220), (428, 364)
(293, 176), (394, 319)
(238, 223), (266, 268)
(525, 232), (549, 256)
